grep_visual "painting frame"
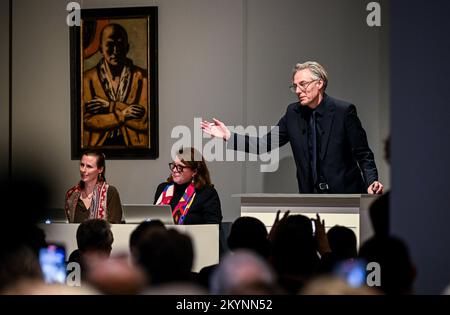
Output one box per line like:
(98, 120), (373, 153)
(70, 6), (158, 159)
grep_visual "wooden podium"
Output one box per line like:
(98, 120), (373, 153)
(40, 224), (219, 272)
(233, 194), (378, 247)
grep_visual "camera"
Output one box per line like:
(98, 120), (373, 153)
(39, 243), (67, 284)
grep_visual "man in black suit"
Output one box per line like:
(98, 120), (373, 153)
(201, 61), (383, 194)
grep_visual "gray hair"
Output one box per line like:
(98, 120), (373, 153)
(210, 250), (275, 294)
(293, 61), (328, 91)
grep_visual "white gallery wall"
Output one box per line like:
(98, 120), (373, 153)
(8, 0), (389, 222)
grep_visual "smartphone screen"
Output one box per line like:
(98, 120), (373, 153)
(39, 244), (66, 284)
(334, 259), (367, 288)
(311, 219), (316, 235)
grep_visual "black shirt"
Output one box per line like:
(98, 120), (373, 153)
(304, 99), (327, 190)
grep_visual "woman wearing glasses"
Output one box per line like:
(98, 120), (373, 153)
(154, 147), (222, 225)
(65, 150), (123, 223)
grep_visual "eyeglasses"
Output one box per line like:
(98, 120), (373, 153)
(169, 162), (190, 173)
(289, 80), (318, 93)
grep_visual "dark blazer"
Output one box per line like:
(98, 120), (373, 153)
(229, 94), (378, 193)
(154, 182), (223, 225)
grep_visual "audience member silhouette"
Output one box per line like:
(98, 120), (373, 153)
(76, 219), (114, 257)
(68, 218), (114, 284)
(358, 236), (415, 294)
(136, 228), (195, 286)
(129, 220), (166, 263)
(327, 225), (358, 261)
(0, 246), (43, 293)
(0, 170), (49, 292)
(227, 216), (271, 259)
(270, 214), (320, 294)
(210, 250), (279, 295)
(198, 216), (271, 289)
(82, 254), (147, 295)
(300, 275), (380, 295)
(369, 192), (390, 237)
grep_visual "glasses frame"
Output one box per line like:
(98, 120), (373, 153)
(289, 79), (318, 93)
(169, 162), (191, 173)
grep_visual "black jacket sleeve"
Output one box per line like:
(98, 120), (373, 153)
(200, 186), (223, 224)
(227, 109), (290, 154)
(344, 104), (378, 187)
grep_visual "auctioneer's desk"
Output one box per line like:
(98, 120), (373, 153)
(233, 194), (378, 247)
(40, 224), (219, 272)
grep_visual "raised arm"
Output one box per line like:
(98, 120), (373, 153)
(201, 114), (290, 155)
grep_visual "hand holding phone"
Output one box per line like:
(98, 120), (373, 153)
(312, 213), (332, 255)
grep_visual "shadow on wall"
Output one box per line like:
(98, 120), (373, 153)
(262, 156), (297, 193)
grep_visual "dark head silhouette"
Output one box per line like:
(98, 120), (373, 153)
(76, 219), (114, 256)
(359, 236), (415, 294)
(129, 220), (166, 262)
(227, 216), (270, 259)
(136, 228), (194, 286)
(270, 214), (319, 293)
(327, 225), (357, 261)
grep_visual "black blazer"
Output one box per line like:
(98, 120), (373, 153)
(229, 94), (378, 193)
(154, 182), (223, 224)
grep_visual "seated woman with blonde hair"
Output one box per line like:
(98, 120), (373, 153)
(65, 150), (123, 223)
(154, 147), (222, 225)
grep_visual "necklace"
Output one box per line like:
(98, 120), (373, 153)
(82, 191), (94, 200)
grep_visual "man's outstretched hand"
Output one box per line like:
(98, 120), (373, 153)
(200, 118), (231, 141)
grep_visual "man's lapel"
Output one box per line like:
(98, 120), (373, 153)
(318, 96), (336, 160)
(295, 105), (310, 165)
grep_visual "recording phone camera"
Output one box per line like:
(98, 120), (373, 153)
(39, 243), (67, 284)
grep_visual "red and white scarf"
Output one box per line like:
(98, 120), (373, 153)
(65, 181), (109, 222)
(156, 183), (196, 225)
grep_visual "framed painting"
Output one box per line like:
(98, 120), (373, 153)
(70, 7), (158, 159)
